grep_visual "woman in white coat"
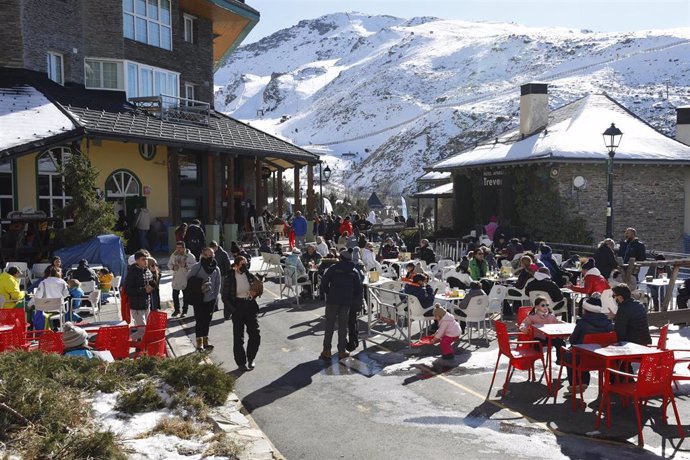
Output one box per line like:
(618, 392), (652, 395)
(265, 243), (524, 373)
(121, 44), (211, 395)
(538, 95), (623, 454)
(362, 242), (380, 272)
(168, 241), (198, 318)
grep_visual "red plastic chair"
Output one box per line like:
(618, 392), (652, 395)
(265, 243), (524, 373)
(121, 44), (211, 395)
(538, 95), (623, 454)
(516, 306), (533, 325)
(37, 331), (64, 354)
(650, 324), (669, 350)
(130, 311), (168, 358)
(597, 350), (684, 447)
(0, 324), (30, 352)
(94, 325), (131, 359)
(488, 320), (546, 397)
(0, 308), (28, 331)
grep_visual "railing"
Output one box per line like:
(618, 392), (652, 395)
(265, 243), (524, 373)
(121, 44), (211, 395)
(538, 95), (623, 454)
(435, 238), (468, 262)
(129, 94), (210, 125)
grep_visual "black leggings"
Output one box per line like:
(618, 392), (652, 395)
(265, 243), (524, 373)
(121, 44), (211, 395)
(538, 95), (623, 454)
(193, 300), (215, 337)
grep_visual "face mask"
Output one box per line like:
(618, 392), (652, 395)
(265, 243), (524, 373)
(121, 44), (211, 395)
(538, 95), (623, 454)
(240, 265), (248, 273)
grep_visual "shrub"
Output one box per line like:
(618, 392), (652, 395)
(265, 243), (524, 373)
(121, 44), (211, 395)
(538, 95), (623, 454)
(115, 381), (166, 414)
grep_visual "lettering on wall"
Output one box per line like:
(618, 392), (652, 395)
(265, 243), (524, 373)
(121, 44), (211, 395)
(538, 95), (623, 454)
(482, 170), (503, 187)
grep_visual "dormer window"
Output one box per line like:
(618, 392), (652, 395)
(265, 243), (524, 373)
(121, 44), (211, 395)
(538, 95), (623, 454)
(123, 0), (172, 51)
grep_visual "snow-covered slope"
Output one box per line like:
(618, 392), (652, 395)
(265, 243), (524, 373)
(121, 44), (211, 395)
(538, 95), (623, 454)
(214, 12), (690, 198)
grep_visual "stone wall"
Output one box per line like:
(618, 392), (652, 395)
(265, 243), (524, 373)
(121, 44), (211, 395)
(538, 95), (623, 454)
(555, 163), (687, 251)
(0, 0), (24, 67)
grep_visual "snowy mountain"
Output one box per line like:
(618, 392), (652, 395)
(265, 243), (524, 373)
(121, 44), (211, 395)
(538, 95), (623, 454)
(214, 12), (690, 199)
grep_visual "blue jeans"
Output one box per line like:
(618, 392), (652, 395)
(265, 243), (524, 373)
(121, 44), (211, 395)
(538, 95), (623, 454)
(138, 229), (149, 250)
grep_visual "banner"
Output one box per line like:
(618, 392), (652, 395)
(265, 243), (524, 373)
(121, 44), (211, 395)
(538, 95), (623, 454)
(401, 196), (408, 220)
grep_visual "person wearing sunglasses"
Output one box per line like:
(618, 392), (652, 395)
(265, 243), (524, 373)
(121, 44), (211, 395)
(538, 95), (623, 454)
(519, 296), (565, 357)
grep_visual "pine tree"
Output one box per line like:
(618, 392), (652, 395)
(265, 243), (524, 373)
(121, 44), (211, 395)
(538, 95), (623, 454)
(59, 153), (115, 246)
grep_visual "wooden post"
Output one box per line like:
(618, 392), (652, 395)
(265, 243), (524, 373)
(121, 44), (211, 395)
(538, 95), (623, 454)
(227, 156), (235, 224)
(272, 172), (277, 214)
(255, 158), (262, 212)
(207, 153), (215, 224)
(307, 163), (314, 216)
(662, 264), (681, 312)
(277, 171), (283, 217)
(294, 167), (300, 212)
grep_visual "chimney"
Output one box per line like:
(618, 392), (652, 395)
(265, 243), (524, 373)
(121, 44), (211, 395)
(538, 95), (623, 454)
(676, 106), (690, 146)
(519, 82), (549, 137)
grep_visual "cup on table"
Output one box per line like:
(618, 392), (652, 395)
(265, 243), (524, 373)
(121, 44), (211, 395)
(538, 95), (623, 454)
(661, 273), (668, 281)
(645, 275), (653, 282)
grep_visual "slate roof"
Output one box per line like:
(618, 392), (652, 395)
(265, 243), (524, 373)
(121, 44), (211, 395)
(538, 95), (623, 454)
(416, 170), (451, 183)
(432, 93), (690, 171)
(0, 68), (317, 168)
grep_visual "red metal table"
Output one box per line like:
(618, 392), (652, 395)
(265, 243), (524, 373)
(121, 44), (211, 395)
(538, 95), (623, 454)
(532, 322), (576, 393)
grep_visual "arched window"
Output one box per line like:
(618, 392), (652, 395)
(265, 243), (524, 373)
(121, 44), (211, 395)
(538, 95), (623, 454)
(105, 169), (141, 201)
(37, 146), (72, 223)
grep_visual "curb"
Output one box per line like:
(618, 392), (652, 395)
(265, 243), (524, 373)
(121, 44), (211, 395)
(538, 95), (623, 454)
(165, 310), (285, 460)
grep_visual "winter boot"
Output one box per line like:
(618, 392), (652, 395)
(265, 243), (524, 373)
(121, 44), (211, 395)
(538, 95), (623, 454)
(195, 337), (204, 351)
(202, 336), (214, 351)
(319, 348), (332, 360)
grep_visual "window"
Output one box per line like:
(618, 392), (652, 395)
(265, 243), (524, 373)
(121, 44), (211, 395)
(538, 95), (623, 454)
(47, 52), (64, 85)
(105, 170), (141, 200)
(184, 83), (195, 101)
(179, 154), (199, 184)
(85, 59), (124, 90)
(37, 147), (72, 225)
(183, 14), (195, 43)
(139, 144), (156, 160)
(0, 159), (15, 225)
(123, 0), (172, 51)
(124, 61), (178, 99)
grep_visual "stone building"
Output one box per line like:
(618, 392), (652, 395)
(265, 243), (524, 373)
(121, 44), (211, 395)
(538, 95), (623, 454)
(427, 83), (690, 251)
(0, 0), (320, 247)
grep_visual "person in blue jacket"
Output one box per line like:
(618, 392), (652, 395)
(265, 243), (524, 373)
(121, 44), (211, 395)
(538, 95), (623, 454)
(292, 210), (308, 249)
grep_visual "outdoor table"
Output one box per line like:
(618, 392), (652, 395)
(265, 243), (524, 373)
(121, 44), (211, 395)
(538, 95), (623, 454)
(532, 322), (576, 392)
(70, 264), (104, 271)
(640, 278), (683, 310)
(82, 320), (128, 334)
(570, 342), (662, 416)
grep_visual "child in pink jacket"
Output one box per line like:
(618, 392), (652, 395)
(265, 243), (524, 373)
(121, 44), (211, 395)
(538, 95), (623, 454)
(431, 304), (462, 360)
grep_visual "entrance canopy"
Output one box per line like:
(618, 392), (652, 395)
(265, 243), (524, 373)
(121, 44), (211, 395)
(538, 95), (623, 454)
(413, 182), (453, 198)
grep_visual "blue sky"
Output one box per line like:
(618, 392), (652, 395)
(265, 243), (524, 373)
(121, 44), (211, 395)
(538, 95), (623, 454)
(244, 0), (690, 43)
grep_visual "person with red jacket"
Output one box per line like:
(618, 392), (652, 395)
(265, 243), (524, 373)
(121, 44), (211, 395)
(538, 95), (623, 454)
(567, 258), (610, 295)
(338, 216), (353, 238)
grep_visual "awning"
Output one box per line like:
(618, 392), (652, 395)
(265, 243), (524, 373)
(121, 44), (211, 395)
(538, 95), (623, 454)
(413, 182), (453, 198)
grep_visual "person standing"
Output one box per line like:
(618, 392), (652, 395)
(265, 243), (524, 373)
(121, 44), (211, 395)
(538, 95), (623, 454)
(188, 247), (221, 352)
(222, 256), (261, 371)
(184, 219), (206, 260)
(209, 240), (232, 312)
(168, 241), (197, 318)
(134, 207), (151, 251)
(319, 248), (363, 359)
(609, 284), (652, 345)
(618, 227), (646, 286)
(124, 251), (154, 340)
(292, 211), (308, 249)
(593, 238), (618, 280)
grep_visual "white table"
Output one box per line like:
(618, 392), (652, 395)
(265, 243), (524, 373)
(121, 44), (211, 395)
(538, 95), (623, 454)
(640, 278), (683, 310)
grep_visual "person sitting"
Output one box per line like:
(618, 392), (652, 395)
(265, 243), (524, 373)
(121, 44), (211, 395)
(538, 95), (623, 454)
(519, 296), (565, 356)
(361, 242), (379, 272)
(62, 322), (103, 360)
(98, 268), (114, 304)
(525, 268), (567, 316)
(610, 284), (651, 345)
(318, 249), (340, 279)
(567, 258), (609, 295)
(608, 269), (625, 288)
(230, 241), (252, 265)
(315, 236), (329, 258)
(380, 238), (400, 260)
(70, 259), (98, 283)
(403, 274), (435, 317)
(259, 239), (273, 254)
(677, 278), (690, 310)
(414, 239), (436, 265)
(562, 295), (614, 394)
(346, 232), (359, 250)
(337, 231), (349, 249)
(33, 267), (70, 330)
(491, 233), (508, 255)
(401, 262), (417, 283)
(301, 244), (322, 268)
(285, 248), (309, 298)
(454, 281), (486, 334)
(66, 279), (84, 322)
(0, 266), (26, 309)
(447, 257), (472, 290)
(539, 245), (568, 287)
(469, 250), (489, 281)
(430, 304), (463, 360)
(504, 238), (524, 262)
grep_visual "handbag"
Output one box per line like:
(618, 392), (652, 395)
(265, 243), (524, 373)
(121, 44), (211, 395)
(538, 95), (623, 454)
(249, 277), (264, 298)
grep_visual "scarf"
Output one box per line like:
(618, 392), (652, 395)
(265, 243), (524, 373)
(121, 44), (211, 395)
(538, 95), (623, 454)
(200, 257), (217, 275)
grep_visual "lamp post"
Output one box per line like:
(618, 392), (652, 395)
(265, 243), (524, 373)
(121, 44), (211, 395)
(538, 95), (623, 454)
(319, 163), (331, 214)
(603, 122), (623, 238)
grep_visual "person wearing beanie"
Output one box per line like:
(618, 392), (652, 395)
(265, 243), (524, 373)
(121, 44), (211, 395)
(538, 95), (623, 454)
(561, 295), (614, 394)
(62, 322), (96, 359)
(525, 267), (568, 318)
(319, 244), (363, 360)
(285, 247), (308, 298)
(567, 258), (610, 296)
(538, 246), (567, 287)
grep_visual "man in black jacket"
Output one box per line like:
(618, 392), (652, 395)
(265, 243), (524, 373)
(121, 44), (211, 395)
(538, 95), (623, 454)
(609, 284), (651, 345)
(525, 268), (568, 318)
(209, 241), (232, 278)
(619, 228), (646, 264)
(124, 251), (153, 340)
(414, 239), (436, 265)
(319, 248), (363, 359)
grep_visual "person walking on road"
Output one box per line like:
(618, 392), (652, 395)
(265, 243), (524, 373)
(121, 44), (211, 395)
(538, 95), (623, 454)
(319, 248), (363, 359)
(188, 247), (221, 352)
(168, 241), (197, 318)
(222, 256), (261, 371)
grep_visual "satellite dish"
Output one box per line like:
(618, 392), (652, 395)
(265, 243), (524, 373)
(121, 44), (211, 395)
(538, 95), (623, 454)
(573, 175), (587, 189)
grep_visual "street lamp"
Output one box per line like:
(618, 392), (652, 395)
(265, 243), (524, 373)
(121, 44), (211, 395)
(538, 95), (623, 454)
(603, 122), (623, 238)
(318, 163), (331, 214)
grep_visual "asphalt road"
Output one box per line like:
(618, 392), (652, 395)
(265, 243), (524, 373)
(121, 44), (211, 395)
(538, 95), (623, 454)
(172, 268), (690, 460)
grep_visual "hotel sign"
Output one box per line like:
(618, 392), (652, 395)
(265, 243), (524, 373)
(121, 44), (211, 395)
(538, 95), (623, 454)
(482, 170), (503, 187)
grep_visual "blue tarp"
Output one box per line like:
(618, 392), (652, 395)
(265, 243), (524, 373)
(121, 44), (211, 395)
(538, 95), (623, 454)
(54, 234), (127, 277)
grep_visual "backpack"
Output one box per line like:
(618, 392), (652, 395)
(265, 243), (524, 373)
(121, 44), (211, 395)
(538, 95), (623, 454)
(184, 271), (205, 305)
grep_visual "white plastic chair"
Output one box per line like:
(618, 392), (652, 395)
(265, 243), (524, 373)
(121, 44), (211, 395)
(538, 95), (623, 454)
(35, 297), (67, 329)
(283, 265), (312, 305)
(80, 280), (97, 294)
(505, 285), (530, 305)
(461, 294), (490, 342)
(487, 284), (507, 317)
(528, 290), (566, 317)
(428, 279), (447, 296)
(74, 290), (101, 321)
(109, 275), (122, 308)
(375, 280), (404, 322)
(259, 252), (271, 273)
(552, 254), (563, 265)
(32, 263), (51, 280)
(402, 295), (434, 341)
